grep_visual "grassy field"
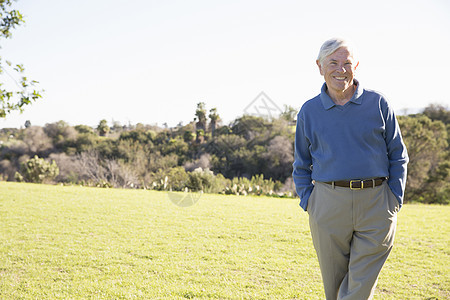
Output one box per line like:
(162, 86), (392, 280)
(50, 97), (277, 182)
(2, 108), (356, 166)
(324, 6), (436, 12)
(0, 182), (448, 299)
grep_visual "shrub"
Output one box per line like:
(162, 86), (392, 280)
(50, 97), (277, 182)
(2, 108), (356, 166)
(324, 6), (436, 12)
(186, 169), (215, 192)
(104, 159), (139, 188)
(151, 167), (190, 191)
(0, 158), (19, 181)
(1, 139), (28, 159)
(17, 155), (59, 183)
(224, 174), (284, 196)
(150, 167), (229, 194)
(49, 153), (84, 184)
(167, 167), (190, 191)
(186, 168), (229, 193)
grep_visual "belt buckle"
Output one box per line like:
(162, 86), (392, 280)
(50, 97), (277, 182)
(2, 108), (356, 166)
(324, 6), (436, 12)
(350, 180), (363, 190)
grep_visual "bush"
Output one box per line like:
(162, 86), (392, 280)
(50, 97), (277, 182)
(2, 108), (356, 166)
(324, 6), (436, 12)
(49, 153), (80, 183)
(149, 167), (229, 194)
(186, 169), (212, 192)
(186, 168), (229, 193)
(224, 174), (284, 196)
(16, 155), (59, 183)
(150, 167), (188, 191)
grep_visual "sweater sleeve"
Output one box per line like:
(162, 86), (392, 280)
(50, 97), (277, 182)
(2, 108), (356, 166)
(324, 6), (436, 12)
(382, 99), (409, 207)
(292, 113), (314, 211)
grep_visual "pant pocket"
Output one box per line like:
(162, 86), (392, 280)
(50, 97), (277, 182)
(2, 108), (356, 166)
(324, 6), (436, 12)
(307, 186), (316, 214)
(385, 183), (400, 214)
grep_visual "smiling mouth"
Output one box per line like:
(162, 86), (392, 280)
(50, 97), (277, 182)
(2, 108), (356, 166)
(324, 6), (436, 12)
(334, 76), (346, 80)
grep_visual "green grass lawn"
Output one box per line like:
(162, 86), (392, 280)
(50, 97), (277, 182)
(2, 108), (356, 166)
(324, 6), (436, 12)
(0, 182), (448, 299)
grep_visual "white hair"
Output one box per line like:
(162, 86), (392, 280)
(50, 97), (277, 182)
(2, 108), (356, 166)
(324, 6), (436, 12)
(317, 38), (357, 67)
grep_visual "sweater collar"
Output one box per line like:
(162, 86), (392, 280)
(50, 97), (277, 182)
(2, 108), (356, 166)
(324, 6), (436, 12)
(320, 79), (364, 110)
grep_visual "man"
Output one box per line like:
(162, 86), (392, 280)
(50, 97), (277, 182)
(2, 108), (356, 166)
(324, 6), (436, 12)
(293, 38), (408, 300)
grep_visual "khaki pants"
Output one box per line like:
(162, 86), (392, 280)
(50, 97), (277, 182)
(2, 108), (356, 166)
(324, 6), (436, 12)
(308, 181), (399, 300)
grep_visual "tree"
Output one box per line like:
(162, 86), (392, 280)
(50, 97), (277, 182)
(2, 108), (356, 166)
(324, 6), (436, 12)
(195, 129), (205, 144)
(195, 102), (207, 132)
(422, 104), (450, 149)
(231, 115), (269, 140)
(97, 119), (110, 136)
(44, 120), (77, 148)
(0, 0), (42, 118)
(423, 104), (450, 125)
(398, 115), (449, 204)
(262, 136), (294, 182)
(23, 126), (52, 155)
(183, 130), (195, 143)
(280, 105), (298, 123)
(208, 134), (248, 178)
(74, 124), (94, 134)
(209, 107), (220, 136)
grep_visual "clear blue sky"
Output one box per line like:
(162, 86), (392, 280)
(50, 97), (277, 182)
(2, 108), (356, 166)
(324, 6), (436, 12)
(1, 0), (449, 128)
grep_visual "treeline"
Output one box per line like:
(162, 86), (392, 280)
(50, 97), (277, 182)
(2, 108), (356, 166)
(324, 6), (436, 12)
(398, 105), (450, 204)
(0, 103), (448, 204)
(0, 103), (296, 197)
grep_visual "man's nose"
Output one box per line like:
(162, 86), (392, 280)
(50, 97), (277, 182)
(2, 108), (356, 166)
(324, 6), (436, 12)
(337, 64), (346, 72)
(336, 65), (347, 73)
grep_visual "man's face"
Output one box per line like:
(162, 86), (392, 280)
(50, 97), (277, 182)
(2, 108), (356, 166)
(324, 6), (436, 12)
(317, 47), (359, 94)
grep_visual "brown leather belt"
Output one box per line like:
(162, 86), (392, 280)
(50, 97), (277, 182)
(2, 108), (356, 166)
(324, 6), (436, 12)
(324, 177), (386, 189)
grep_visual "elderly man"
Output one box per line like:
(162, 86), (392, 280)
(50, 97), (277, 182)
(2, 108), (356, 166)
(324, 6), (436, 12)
(293, 38), (408, 300)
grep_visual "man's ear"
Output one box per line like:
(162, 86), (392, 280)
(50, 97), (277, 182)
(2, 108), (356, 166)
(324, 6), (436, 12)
(316, 60), (323, 75)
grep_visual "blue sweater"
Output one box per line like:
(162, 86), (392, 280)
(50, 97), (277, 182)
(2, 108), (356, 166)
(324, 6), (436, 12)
(293, 81), (408, 211)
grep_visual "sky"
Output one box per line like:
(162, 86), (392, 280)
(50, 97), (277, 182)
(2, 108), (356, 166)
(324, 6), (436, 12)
(0, 0), (449, 129)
